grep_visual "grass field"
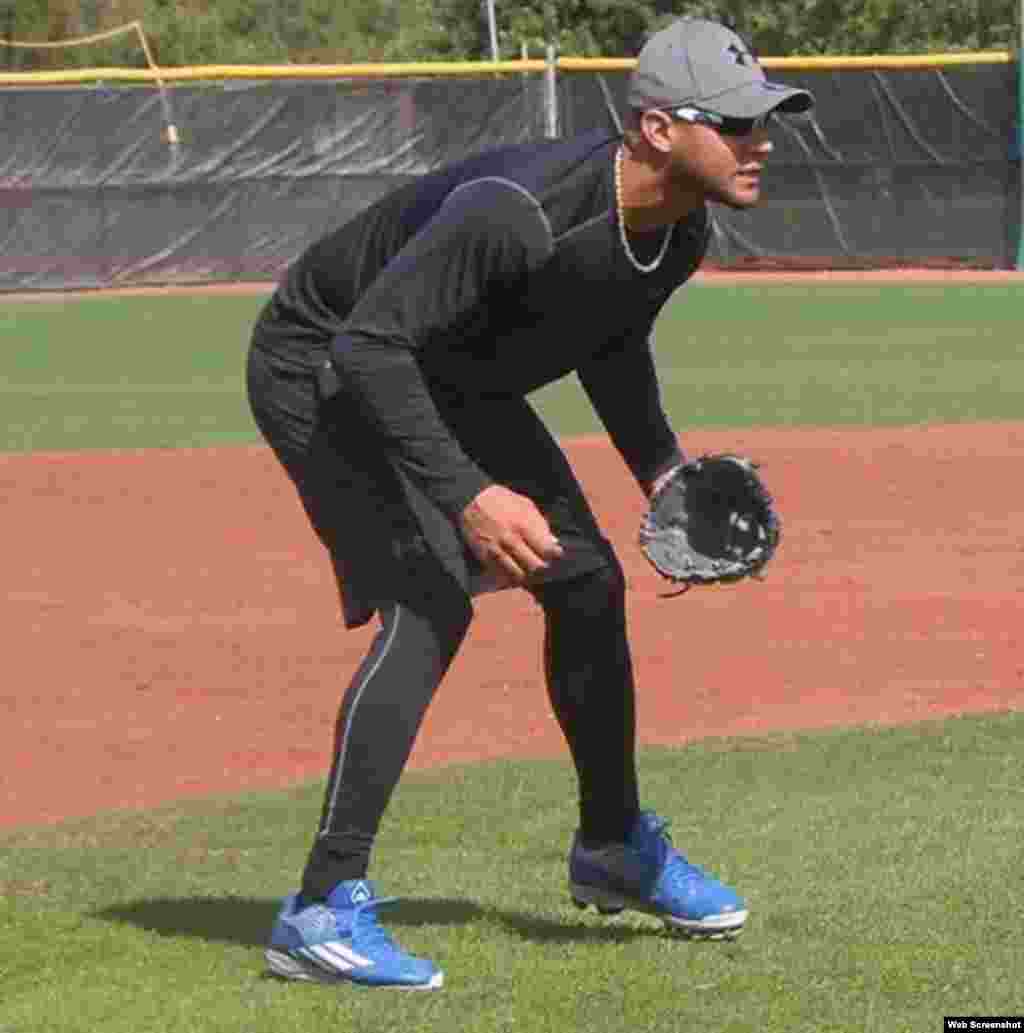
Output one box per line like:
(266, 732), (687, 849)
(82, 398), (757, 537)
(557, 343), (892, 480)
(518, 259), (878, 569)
(2, 714), (1023, 1033)
(3, 282), (1023, 1031)
(2, 281), (1023, 450)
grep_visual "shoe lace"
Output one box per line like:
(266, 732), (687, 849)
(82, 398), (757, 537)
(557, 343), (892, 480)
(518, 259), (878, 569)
(647, 814), (710, 886)
(351, 897), (400, 952)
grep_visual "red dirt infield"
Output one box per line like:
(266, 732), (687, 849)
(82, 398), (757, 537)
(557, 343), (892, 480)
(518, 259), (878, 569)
(2, 422), (1022, 830)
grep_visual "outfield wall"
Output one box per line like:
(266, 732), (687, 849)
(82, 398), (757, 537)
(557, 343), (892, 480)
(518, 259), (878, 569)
(0, 55), (1016, 290)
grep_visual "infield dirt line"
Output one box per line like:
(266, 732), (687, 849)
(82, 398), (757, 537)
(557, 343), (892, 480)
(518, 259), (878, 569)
(3, 267), (1024, 305)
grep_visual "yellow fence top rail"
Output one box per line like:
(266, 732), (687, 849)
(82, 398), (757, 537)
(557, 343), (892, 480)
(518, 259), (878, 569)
(0, 50), (1012, 85)
(561, 51), (1012, 71)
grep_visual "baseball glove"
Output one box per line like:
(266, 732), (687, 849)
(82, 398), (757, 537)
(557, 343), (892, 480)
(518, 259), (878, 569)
(638, 454), (780, 593)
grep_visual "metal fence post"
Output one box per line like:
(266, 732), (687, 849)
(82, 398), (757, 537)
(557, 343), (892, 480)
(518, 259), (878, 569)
(545, 42), (558, 138)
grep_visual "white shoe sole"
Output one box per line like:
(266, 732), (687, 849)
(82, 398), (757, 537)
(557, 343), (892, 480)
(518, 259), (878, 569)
(265, 948), (444, 990)
(569, 883), (748, 940)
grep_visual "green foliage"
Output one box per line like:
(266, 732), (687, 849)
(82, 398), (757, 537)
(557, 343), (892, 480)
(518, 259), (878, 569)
(732, 0), (1019, 57)
(476, 0), (656, 59)
(0, 0), (1018, 66)
(1, 0), (441, 67)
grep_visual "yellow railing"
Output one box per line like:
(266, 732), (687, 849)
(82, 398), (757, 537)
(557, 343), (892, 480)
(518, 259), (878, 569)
(560, 51), (1013, 71)
(0, 51), (1012, 85)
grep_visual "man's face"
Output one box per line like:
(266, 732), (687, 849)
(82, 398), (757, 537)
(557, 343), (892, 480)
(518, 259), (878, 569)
(665, 116), (776, 210)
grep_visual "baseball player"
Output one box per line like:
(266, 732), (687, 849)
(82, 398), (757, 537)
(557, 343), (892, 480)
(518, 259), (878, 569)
(248, 18), (813, 990)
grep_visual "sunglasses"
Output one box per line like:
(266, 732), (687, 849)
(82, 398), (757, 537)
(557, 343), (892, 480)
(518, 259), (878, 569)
(663, 106), (775, 137)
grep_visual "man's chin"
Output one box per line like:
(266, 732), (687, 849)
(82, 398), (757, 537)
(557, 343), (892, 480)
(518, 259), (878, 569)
(681, 173), (763, 209)
(710, 188), (762, 210)
(701, 172), (763, 209)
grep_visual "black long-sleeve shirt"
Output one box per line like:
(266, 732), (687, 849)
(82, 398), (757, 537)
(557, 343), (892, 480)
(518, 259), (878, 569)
(269, 129), (710, 517)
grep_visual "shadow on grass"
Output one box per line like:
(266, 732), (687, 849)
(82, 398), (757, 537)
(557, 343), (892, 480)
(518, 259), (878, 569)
(487, 907), (722, 946)
(95, 896), (485, 948)
(95, 895), (686, 950)
(493, 909), (652, 944)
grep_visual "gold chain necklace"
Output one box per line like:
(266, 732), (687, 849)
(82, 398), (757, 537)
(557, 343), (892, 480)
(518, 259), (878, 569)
(614, 146), (672, 274)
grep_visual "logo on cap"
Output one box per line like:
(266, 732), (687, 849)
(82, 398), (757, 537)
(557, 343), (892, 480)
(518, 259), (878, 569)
(726, 42), (756, 67)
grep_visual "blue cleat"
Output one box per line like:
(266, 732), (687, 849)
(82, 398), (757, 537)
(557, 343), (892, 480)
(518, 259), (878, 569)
(569, 811), (748, 939)
(265, 879), (443, 989)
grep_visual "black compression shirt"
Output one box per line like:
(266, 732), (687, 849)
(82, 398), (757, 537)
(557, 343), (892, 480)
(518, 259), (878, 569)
(266, 129), (710, 517)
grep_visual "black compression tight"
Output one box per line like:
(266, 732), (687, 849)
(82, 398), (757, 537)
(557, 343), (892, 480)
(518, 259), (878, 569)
(302, 580), (472, 901)
(532, 562), (640, 846)
(301, 563), (639, 901)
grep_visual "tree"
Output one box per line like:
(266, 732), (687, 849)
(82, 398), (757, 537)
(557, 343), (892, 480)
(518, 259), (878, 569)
(2, 0), (1017, 67)
(430, 0), (658, 59)
(654, 0), (1018, 56)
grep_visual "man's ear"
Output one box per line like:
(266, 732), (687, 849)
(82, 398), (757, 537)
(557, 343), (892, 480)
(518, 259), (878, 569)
(638, 109), (675, 155)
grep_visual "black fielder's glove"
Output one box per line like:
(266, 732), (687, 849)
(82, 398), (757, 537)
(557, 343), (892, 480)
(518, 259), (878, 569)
(638, 454), (780, 592)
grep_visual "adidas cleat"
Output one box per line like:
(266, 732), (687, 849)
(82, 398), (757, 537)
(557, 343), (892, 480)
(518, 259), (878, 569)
(266, 879), (443, 989)
(569, 811), (747, 939)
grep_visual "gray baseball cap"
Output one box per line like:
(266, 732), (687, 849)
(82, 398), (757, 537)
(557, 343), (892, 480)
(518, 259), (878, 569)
(628, 19), (813, 118)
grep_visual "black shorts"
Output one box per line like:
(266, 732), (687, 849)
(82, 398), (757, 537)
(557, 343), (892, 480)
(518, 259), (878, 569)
(247, 330), (617, 628)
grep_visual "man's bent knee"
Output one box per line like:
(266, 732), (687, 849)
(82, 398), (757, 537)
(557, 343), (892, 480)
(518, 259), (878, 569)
(530, 560), (627, 621)
(388, 564), (475, 652)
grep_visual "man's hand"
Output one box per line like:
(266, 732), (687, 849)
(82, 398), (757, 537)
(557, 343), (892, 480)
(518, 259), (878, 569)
(459, 485), (563, 587)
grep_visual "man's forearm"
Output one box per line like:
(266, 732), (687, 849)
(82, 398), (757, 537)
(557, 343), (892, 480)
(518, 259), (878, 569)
(329, 333), (492, 516)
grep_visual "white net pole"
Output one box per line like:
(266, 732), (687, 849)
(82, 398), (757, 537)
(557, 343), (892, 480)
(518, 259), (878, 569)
(545, 42), (558, 138)
(485, 0), (499, 61)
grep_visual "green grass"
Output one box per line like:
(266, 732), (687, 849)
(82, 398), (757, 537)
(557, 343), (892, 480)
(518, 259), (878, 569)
(2, 712), (1023, 1033)
(0, 294), (266, 452)
(534, 282), (1024, 434)
(3, 282), (1023, 452)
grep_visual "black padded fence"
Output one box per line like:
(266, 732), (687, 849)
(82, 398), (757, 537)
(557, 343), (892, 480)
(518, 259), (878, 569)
(0, 61), (1017, 291)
